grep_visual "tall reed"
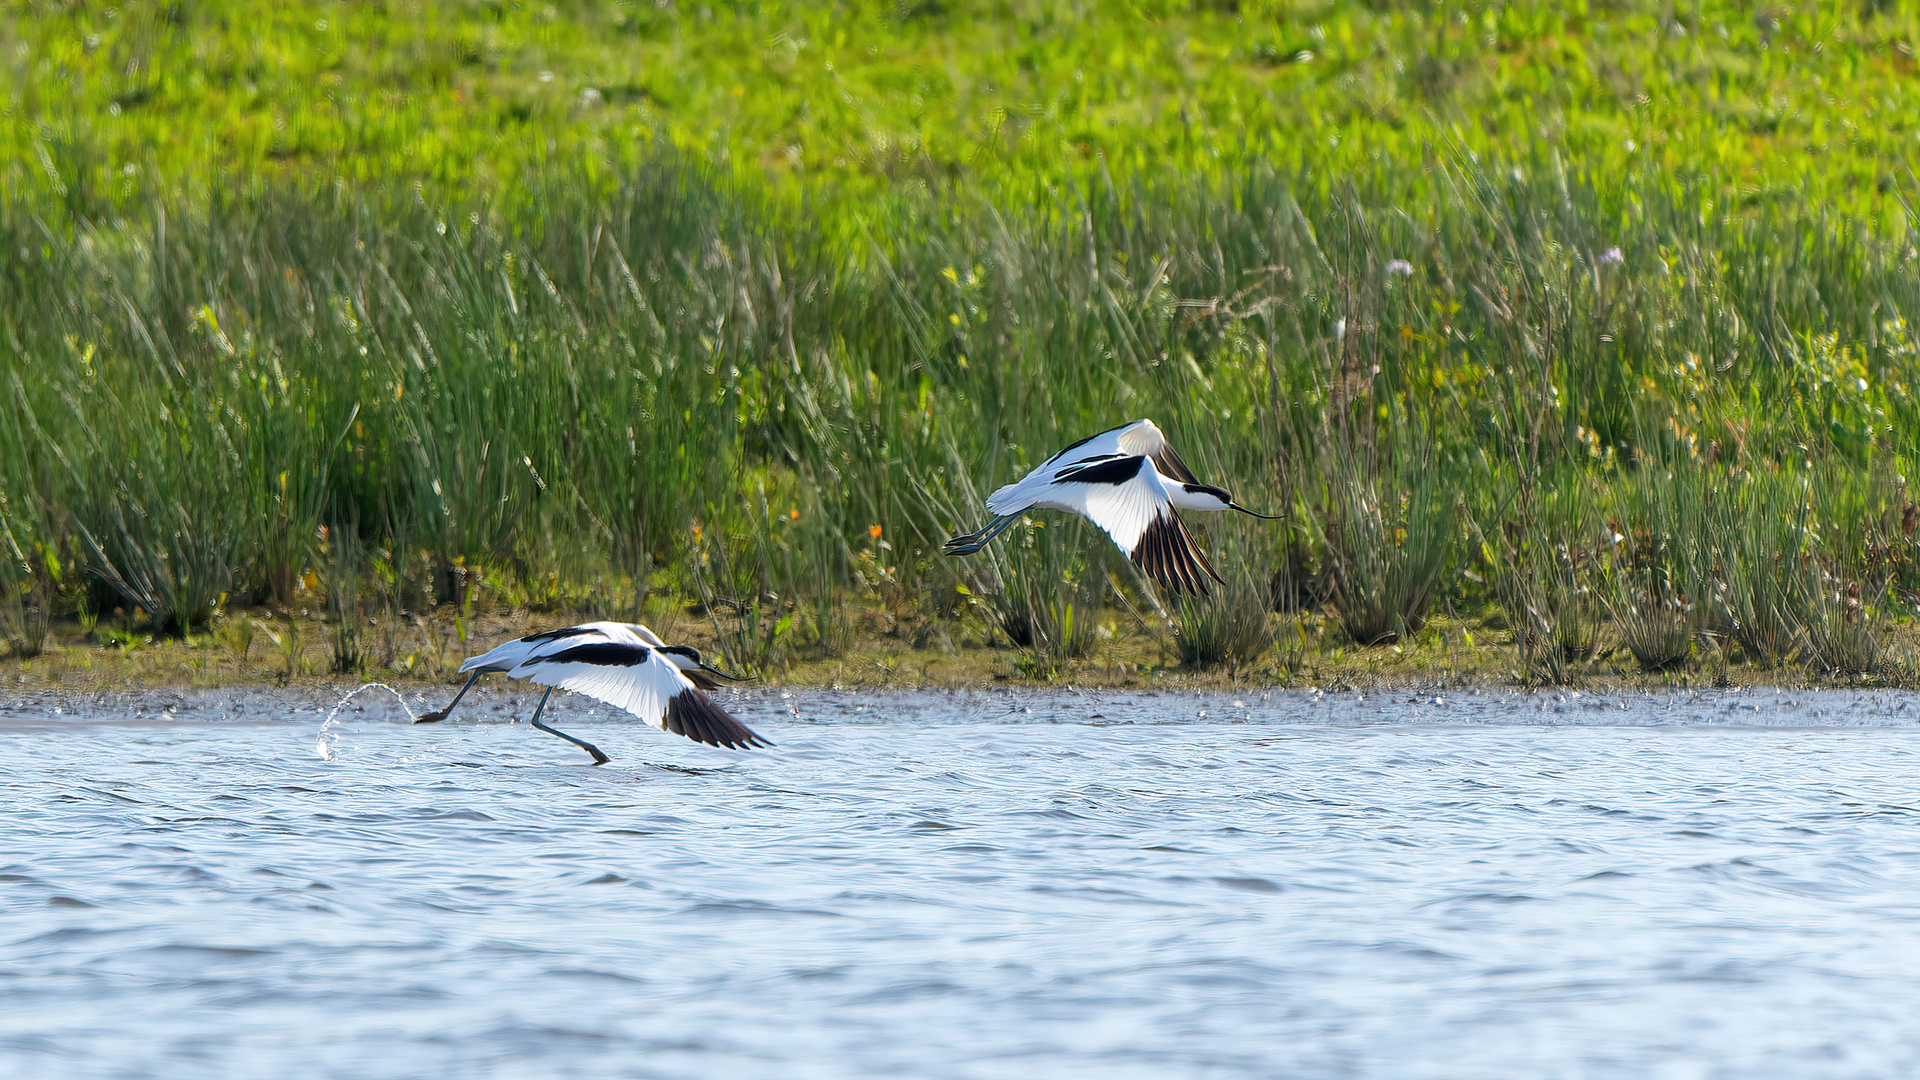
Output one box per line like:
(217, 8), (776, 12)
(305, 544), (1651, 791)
(0, 148), (1916, 681)
(1491, 470), (1607, 683)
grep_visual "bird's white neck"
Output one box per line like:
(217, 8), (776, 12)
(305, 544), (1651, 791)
(1168, 483), (1234, 512)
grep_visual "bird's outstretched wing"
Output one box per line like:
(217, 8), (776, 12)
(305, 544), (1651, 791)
(1116, 420), (1199, 485)
(507, 643), (768, 749)
(988, 420), (1166, 517)
(461, 623), (614, 674)
(461, 621), (657, 674)
(1055, 455), (1222, 596)
(1038, 419), (1138, 467)
(1128, 511), (1221, 596)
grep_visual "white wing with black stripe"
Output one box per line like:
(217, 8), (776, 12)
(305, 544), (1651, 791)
(505, 642), (768, 749)
(985, 419), (1198, 516)
(1052, 455), (1162, 551)
(459, 620), (650, 674)
(952, 418), (1226, 596)
(1048, 455), (1223, 596)
(1114, 419), (1199, 485)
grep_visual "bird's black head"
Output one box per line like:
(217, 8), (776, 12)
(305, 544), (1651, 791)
(661, 644), (749, 681)
(657, 644), (705, 667)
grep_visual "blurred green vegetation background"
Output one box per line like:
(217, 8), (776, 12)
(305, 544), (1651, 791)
(2, 0), (1918, 681)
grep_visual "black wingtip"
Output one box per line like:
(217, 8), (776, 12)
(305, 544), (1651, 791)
(1151, 443), (1200, 486)
(1130, 512), (1221, 597)
(662, 688), (770, 749)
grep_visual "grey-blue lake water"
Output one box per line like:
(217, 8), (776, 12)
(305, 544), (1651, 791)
(6, 685), (1920, 1078)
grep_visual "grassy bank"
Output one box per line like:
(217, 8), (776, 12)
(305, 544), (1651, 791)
(8, 597), (1916, 698)
(4, 154), (1917, 687)
(9, 1), (1919, 214)
(3, 2), (1919, 688)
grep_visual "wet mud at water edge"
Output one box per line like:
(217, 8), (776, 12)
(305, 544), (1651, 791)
(5, 686), (1920, 1079)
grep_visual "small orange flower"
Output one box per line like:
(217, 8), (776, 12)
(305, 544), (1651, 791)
(868, 525), (883, 540)
(790, 508), (800, 521)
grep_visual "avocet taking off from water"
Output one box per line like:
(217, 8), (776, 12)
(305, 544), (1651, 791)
(414, 621), (767, 764)
(943, 419), (1277, 597)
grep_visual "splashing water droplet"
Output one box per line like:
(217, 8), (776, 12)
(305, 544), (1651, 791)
(317, 683), (420, 761)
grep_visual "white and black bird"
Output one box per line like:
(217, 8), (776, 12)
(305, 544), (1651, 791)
(944, 419), (1277, 596)
(414, 621), (767, 764)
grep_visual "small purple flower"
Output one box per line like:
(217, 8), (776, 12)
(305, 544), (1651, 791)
(1598, 247), (1624, 266)
(1385, 259), (1414, 277)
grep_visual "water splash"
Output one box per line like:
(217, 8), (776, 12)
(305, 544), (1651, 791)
(316, 683), (420, 762)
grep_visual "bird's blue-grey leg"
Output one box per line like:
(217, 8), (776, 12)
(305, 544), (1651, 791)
(970, 514), (1022, 550)
(415, 671), (481, 724)
(946, 516), (1004, 548)
(943, 520), (988, 552)
(944, 514), (1020, 555)
(527, 686), (611, 765)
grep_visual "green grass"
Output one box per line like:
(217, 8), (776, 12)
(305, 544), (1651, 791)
(9, 0), (1920, 218)
(3, 0), (1919, 684)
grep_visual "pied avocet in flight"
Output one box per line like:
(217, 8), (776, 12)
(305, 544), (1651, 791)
(414, 621), (767, 764)
(944, 419), (1277, 596)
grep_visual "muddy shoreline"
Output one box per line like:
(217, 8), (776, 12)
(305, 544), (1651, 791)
(3, 601), (1915, 703)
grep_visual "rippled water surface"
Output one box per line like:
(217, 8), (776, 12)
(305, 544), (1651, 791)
(7, 685), (1920, 1078)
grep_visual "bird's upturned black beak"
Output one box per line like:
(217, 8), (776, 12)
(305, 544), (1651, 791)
(1229, 502), (1282, 520)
